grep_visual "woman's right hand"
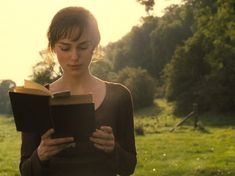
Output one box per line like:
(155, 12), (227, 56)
(37, 128), (75, 161)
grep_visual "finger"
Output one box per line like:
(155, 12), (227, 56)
(103, 146), (114, 152)
(100, 126), (113, 134)
(90, 137), (114, 147)
(50, 142), (75, 152)
(94, 143), (104, 150)
(45, 143), (76, 157)
(37, 145), (61, 160)
(41, 128), (55, 140)
(94, 144), (113, 153)
(46, 144), (69, 157)
(93, 129), (114, 140)
(44, 137), (74, 146)
(37, 139), (74, 161)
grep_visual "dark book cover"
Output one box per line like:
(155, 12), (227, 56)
(9, 91), (95, 141)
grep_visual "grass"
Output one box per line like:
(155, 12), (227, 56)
(0, 117), (20, 176)
(133, 99), (235, 176)
(0, 98), (234, 176)
(134, 128), (235, 176)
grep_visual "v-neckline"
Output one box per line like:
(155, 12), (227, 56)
(46, 81), (109, 112)
(95, 81), (108, 112)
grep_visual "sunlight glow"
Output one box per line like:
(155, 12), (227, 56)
(0, 0), (182, 85)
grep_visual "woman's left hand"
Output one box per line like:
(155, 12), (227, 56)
(89, 126), (115, 153)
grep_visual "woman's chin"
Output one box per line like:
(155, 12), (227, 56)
(65, 69), (86, 77)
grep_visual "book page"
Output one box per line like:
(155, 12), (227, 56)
(50, 94), (93, 105)
(24, 80), (51, 96)
(14, 87), (50, 96)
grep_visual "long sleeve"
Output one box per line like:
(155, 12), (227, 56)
(106, 85), (137, 175)
(19, 82), (137, 176)
(20, 132), (49, 176)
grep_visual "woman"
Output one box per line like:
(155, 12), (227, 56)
(20, 6), (137, 176)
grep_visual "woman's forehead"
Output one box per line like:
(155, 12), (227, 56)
(59, 26), (91, 43)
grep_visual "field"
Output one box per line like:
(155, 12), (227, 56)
(0, 99), (234, 176)
(134, 127), (235, 176)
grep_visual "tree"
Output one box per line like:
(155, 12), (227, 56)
(106, 17), (159, 76)
(116, 67), (156, 109)
(150, 4), (194, 78)
(164, 0), (235, 113)
(90, 59), (113, 80)
(30, 50), (61, 84)
(164, 33), (210, 113)
(103, 3), (194, 79)
(0, 79), (16, 115)
(137, 0), (155, 16)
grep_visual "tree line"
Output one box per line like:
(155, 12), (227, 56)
(0, 0), (234, 115)
(91, 0), (235, 114)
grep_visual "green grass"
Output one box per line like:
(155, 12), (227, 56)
(133, 99), (235, 176)
(134, 128), (235, 176)
(0, 117), (20, 176)
(0, 99), (234, 176)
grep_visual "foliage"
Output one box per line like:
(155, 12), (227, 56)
(90, 59), (113, 80)
(29, 50), (61, 85)
(27, 0), (235, 114)
(99, 0), (235, 114)
(164, 0), (235, 114)
(103, 3), (194, 79)
(103, 17), (159, 76)
(0, 80), (16, 115)
(136, 0), (155, 15)
(150, 3), (194, 77)
(116, 67), (155, 109)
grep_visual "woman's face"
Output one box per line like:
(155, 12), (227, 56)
(54, 28), (94, 77)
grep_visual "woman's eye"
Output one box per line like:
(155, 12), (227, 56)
(60, 47), (70, 51)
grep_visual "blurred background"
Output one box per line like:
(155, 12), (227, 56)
(0, 0), (235, 175)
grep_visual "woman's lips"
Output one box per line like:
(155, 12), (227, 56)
(67, 64), (82, 69)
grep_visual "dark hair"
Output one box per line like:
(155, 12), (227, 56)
(47, 6), (100, 51)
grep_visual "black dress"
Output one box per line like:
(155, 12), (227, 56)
(20, 82), (137, 176)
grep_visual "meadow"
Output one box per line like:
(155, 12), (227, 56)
(0, 99), (234, 176)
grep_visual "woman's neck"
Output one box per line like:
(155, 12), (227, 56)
(58, 72), (96, 94)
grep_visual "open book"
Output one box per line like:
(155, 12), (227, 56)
(9, 80), (95, 141)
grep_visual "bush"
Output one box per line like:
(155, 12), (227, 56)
(117, 67), (155, 109)
(90, 59), (112, 80)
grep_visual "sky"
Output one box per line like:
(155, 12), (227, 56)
(0, 0), (182, 85)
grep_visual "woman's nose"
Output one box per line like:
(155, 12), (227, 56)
(70, 48), (80, 61)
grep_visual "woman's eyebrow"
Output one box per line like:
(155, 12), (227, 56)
(57, 41), (90, 45)
(77, 41), (90, 45)
(57, 42), (71, 45)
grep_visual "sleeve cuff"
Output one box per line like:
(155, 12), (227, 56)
(104, 142), (121, 171)
(31, 150), (49, 172)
